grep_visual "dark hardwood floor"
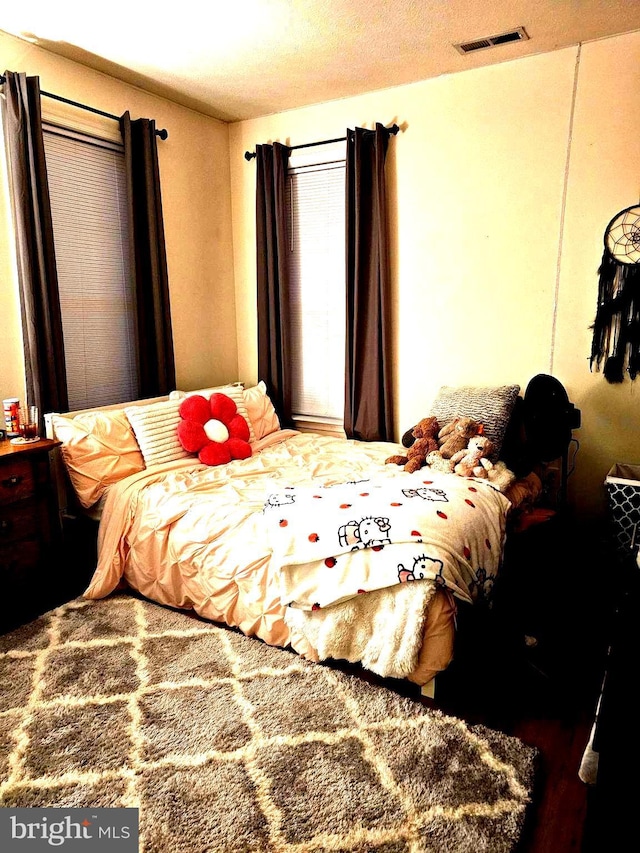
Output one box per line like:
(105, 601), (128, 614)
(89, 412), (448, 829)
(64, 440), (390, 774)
(429, 513), (616, 853)
(433, 606), (604, 853)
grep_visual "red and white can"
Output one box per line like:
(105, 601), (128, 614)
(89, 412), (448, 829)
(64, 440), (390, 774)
(3, 398), (20, 437)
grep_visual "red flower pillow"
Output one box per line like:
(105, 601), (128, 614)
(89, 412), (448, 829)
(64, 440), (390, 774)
(177, 393), (252, 466)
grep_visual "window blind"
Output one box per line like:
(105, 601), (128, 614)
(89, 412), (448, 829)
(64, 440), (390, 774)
(287, 160), (346, 421)
(43, 125), (137, 410)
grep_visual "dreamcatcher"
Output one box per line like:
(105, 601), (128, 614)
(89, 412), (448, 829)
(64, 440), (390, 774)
(590, 203), (640, 382)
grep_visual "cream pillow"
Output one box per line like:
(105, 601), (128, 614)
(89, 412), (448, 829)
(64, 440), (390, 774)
(51, 411), (145, 509)
(125, 399), (191, 467)
(243, 381), (281, 440)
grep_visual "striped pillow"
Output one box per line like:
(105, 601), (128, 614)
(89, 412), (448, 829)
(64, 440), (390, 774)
(127, 387), (257, 467)
(429, 384), (520, 459)
(125, 399), (190, 467)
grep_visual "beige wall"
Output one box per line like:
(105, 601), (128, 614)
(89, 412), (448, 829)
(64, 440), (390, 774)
(0, 30), (238, 411)
(230, 32), (640, 523)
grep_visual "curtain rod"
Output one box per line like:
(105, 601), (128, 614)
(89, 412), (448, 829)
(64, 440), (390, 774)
(0, 74), (168, 139)
(244, 123), (399, 161)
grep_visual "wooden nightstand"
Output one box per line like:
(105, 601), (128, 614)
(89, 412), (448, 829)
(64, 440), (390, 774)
(0, 437), (62, 633)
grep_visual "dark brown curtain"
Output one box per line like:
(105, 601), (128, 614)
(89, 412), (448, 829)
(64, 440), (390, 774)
(1, 71), (68, 417)
(344, 122), (394, 441)
(255, 142), (292, 427)
(120, 111), (176, 398)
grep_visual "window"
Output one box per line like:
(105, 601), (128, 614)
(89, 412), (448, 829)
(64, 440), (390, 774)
(286, 148), (346, 430)
(42, 124), (137, 410)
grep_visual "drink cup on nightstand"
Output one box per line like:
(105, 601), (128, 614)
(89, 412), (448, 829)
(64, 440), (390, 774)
(18, 405), (39, 441)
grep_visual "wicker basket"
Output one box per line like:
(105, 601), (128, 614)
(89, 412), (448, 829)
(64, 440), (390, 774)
(605, 463), (640, 560)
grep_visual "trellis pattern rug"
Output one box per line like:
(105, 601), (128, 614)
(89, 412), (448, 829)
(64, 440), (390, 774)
(0, 594), (538, 852)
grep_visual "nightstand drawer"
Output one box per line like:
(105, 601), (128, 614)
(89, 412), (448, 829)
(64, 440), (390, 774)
(0, 438), (61, 633)
(0, 500), (38, 544)
(0, 538), (40, 584)
(0, 459), (35, 504)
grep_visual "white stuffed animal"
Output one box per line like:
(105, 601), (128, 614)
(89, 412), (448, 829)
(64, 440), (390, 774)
(450, 435), (495, 478)
(486, 460), (516, 492)
(425, 450), (454, 474)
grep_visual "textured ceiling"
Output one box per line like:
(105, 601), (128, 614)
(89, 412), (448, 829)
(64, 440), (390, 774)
(2, 1), (640, 123)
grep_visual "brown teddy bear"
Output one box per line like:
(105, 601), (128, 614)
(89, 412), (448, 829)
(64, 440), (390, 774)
(386, 416), (440, 473)
(437, 416), (483, 459)
(451, 435), (495, 478)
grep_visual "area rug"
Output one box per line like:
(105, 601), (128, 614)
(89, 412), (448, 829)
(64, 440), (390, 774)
(0, 594), (538, 852)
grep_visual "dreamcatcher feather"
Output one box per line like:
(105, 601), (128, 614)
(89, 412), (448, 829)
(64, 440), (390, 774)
(590, 204), (640, 382)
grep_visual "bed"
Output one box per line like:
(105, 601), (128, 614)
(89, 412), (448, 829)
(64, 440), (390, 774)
(45, 381), (541, 697)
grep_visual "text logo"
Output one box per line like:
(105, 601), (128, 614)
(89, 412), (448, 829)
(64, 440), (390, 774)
(0, 808), (139, 850)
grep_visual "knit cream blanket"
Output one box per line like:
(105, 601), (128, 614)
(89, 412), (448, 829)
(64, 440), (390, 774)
(284, 579), (437, 679)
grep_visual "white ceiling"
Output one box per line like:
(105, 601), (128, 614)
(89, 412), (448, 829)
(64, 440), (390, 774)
(2, 1), (640, 123)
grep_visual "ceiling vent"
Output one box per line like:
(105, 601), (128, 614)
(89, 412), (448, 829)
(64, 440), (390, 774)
(454, 27), (529, 55)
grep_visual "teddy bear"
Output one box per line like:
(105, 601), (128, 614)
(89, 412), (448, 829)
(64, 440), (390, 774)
(386, 416), (440, 473)
(437, 416), (483, 459)
(451, 435), (495, 478)
(486, 460), (517, 492)
(425, 450), (454, 474)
